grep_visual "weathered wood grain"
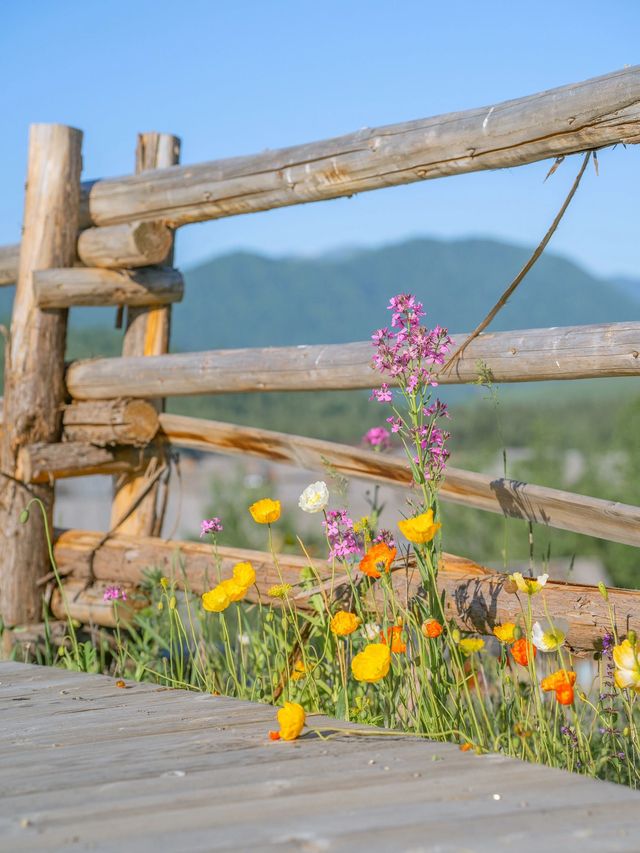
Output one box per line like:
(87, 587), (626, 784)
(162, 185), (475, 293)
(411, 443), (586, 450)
(160, 413), (640, 547)
(76, 67), (640, 229)
(0, 124), (83, 626)
(65, 322), (640, 398)
(111, 132), (181, 538)
(1, 68), (640, 282)
(17, 411), (640, 546)
(2, 663), (638, 852)
(62, 399), (159, 446)
(77, 220), (172, 268)
(33, 266), (183, 308)
(52, 529), (640, 653)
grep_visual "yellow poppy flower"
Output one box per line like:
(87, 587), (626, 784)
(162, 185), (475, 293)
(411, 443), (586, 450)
(459, 638), (485, 656)
(351, 643), (391, 683)
(233, 561), (256, 589)
(493, 622), (516, 643)
(249, 498), (281, 524)
(202, 585), (231, 613)
(397, 509), (441, 544)
(219, 578), (247, 603)
(613, 639), (640, 692)
(330, 611), (361, 637)
(509, 572), (549, 596)
(273, 702), (306, 741)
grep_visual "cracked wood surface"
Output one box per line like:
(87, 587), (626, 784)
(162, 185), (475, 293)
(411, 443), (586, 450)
(0, 662), (638, 852)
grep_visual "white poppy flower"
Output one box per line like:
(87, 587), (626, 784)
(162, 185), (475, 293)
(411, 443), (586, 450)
(298, 481), (329, 513)
(531, 618), (568, 652)
(509, 571), (549, 595)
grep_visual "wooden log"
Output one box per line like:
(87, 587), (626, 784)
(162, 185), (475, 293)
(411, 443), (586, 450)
(62, 399), (159, 446)
(1, 620), (68, 660)
(65, 322), (640, 399)
(111, 132), (181, 538)
(157, 413), (640, 548)
(33, 266), (183, 308)
(19, 412), (640, 546)
(50, 579), (147, 628)
(0, 243), (19, 286)
(2, 68), (640, 273)
(77, 220), (172, 268)
(16, 441), (151, 483)
(0, 124), (83, 626)
(52, 529), (640, 654)
(76, 67), (640, 230)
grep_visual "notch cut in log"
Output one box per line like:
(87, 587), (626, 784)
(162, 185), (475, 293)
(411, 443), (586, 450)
(77, 220), (172, 268)
(62, 399), (159, 446)
(18, 412), (640, 548)
(65, 322), (640, 399)
(52, 529), (639, 654)
(34, 266), (183, 308)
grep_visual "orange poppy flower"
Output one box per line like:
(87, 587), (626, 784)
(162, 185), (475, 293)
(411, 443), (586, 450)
(541, 669), (576, 705)
(555, 684), (575, 705)
(359, 542), (397, 579)
(422, 618), (443, 639)
(380, 625), (407, 654)
(510, 637), (537, 667)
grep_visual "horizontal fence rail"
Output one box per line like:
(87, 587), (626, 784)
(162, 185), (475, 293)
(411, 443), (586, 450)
(65, 322), (640, 398)
(76, 66), (640, 228)
(52, 528), (639, 652)
(1, 67), (640, 285)
(34, 266), (183, 308)
(17, 412), (640, 547)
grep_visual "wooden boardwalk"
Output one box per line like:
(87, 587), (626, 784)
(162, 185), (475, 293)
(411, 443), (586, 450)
(1, 662), (639, 852)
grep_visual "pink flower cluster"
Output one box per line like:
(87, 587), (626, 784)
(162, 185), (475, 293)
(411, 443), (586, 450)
(103, 586), (127, 602)
(323, 509), (363, 561)
(200, 517), (223, 538)
(414, 423), (450, 478)
(362, 426), (391, 450)
(371, 294), (452, 402)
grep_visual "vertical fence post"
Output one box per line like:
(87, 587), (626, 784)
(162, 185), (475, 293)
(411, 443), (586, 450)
(110, 133), (180, 536)
(0, 124), (83, 625)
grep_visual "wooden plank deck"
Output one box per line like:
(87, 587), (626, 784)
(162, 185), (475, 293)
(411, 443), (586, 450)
(1, 662), (639, 852)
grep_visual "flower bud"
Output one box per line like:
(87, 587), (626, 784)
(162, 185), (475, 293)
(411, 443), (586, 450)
(169, 596), (177, 610)
(628, 630), (637, 646)
(597, 581), (609, 601)
(19, 508), (29, 524)
(504, 578), (518, 594)
(623, 726), (630, 737)
(513, 624), (522, 641)
(578, 691), (587, 702)
(451, 628), (461, 644)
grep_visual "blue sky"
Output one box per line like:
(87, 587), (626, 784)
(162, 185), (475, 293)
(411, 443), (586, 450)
(1, 0), (639, 278)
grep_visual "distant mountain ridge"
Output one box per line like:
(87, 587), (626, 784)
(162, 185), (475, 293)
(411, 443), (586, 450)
(171, 237), (640, 352)
(0, 237), (637, 357)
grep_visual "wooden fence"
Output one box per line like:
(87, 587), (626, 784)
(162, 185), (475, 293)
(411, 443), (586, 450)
(1, 67), (640, 653)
